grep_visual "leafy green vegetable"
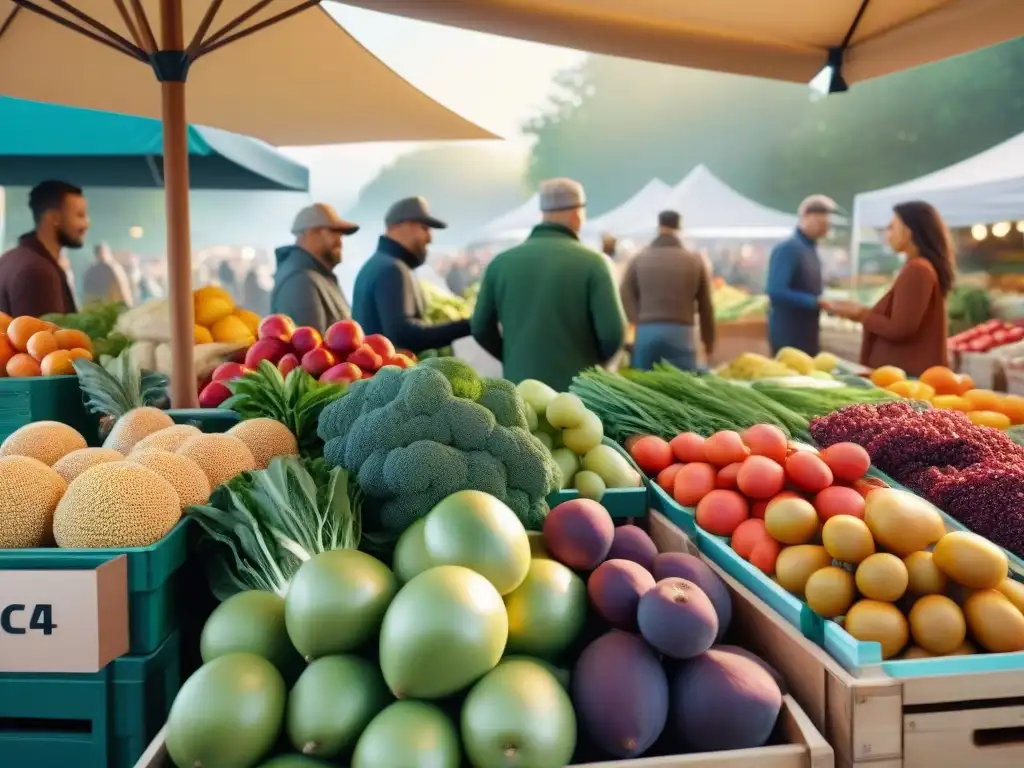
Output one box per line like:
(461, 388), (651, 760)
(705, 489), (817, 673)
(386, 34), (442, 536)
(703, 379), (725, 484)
(187, 456), (362, 600)
(222, 360), (346, 457)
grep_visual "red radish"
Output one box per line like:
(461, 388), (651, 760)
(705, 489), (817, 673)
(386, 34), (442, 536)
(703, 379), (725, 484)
(199, 380), (231, 408)
(301, 347), (336, 378)
(784, 451), (833, 492)
(347, 344), (383, 372)
(323, 320), (365, 356)
(673, 462), (717, 507)
(695, 489), (749, 536)
(819, 442), (871, 483)
(741, 424), (787, 464)
(716, 462), (742, 489)
(630, 436), (674, 475)
(278, 353), (300, 376)
(363, 333), (396, 360)
(813, 485), (866, 521)
(211, 361), (247, 382)
(669, 432), (706, 463)
(244, 337), (291, 369)
(320, 362), (363, 384)
(737, 455), (786, 499)
(257, 314), (295, 342)
(291, 327), (323, 356)
(656, 464), (683, 493)
(703, 430), (749, 467)
(731, 518), (768, 559)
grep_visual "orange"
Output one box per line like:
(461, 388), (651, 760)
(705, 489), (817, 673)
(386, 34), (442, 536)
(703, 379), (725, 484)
(871, 365), (907, 388)
(908, 381), (936, 401)
(955, 374), (976, 395)
(26, 330), (59, 362)
(1000, 395), (1024, 425)
(0, 333), (14, 374)
(6, 352), (41, 378)
(40, 350), (75, 376)
(920, 366), (961, 396)
(66, 348), (93, 362)
(6, 316), (47, 351)
(964, 389), (1003, 412)
(53, 329), (93, 353)
(967, 410), (1011, 429)
(932, 394), (973, 413)
(0, 312), (11, 335)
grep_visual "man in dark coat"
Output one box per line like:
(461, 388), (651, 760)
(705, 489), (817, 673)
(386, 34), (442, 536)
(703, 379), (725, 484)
(352, 197), (470, 354)
(0, 180), (85, 317)
(271, 203), (359, 332)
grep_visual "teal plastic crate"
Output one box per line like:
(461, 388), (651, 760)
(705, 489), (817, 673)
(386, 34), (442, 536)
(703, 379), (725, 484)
(0, 520), (191, 655)
(0, 630), (181, 768)
(0, 375), (99, 444)
(166, 408), (240, 433)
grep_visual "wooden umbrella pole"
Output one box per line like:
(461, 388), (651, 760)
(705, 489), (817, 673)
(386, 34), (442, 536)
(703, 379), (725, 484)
(158, 0), (198, 409)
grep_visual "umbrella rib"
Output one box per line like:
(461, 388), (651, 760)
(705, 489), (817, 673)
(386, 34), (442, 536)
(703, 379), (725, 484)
(197, 0), (320, 58)
(44, 0), (147, 58)
(200, 0), (273, 49)
(11, 0), (144, 60)
(127, 0), (158, 54)
(186, 0), (225, 60)
(0, 6), (19, 43)
(111, 0), (150, 54)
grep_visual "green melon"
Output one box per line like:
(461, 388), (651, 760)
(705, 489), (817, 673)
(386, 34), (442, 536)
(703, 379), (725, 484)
(504, 558), (587, 659)
(166, 653), (285, 768)
(462, 659), (577, 768)
(500, 655), (570, 690)
(393, 517), (433, 583)
(258, 757), (334, 768)
(352, 701), (460, 768)
(200, 591), (302, 679)
(380, 565), (508, 699)
(286, 655), (392, 759)
(285, 549), (397, 660)
(423, 490), (531, 595)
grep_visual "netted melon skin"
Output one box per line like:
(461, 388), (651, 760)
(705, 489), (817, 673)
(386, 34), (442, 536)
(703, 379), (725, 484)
(53, 447), (124, 483)
(129, 451), (212, 508)
(0, 421), (87, 466)
(131, 424), (201, 455)
(227, 418), (299, 470)
(176, 433), (256, 490)
(0, 456), (67, 548)
(103, 407), (175, 454)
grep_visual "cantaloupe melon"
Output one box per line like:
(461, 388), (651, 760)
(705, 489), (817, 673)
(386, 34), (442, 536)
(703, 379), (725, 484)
(0, 456), (67, 548)
(963, 589), (1024, 653)
(128, 451), (211, 508)
(131, 424), (201, 455)
(53, 461), (180, 548)
(227, 418), (299, 470)
(103, 407), (175, 454)
(52, 447), (124, 483)
(932, 531), (1008, 590)
(176, 433), (256, 489)
(0, 421), (87, 466)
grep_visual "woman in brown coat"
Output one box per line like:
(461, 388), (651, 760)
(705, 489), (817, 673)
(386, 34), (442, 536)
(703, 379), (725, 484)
(830, 201), (954, 376)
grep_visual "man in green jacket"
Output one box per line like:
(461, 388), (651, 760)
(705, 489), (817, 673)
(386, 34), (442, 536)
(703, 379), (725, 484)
(471, 178), (627, 391)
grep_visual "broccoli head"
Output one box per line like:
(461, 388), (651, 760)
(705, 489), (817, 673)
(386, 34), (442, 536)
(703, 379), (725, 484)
(318, 357), (561, 533)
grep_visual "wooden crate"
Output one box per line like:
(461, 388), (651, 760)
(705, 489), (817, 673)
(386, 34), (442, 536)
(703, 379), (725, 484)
(134, 511), (832, 768)
(703, 319), (771, 364)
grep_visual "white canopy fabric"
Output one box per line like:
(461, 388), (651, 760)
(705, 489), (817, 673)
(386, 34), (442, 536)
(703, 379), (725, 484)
(852, 131), (1024, 229)
(583, 178), (673, 237)
(472, 194), (540, 242)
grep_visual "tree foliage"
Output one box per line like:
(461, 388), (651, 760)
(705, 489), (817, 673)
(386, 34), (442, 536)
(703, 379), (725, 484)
(524, 39), (1024, 214)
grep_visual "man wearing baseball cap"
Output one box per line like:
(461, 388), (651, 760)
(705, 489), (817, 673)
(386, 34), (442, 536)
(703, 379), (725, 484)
(765, 194), (839, 356)
(352, 196), (470, 354)
(471, 178), (627, 390)
(270, 203), (359, 332)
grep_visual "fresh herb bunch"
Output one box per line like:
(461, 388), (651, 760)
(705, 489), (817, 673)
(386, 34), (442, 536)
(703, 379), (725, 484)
(187, 456), (363, 600)
(222, 360), (346, 457)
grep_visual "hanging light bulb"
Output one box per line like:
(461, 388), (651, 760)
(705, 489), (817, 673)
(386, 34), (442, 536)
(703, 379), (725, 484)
(992, 222), (1012, 238)
(128, 226), (143, 239)
(1016, 221), (1024, 234)
(971, 224), (988, 241)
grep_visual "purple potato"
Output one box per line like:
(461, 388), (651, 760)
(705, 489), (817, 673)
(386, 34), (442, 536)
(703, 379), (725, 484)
(638, 578), (718, 659)
(714, 645), (787, 693)
(588, 559), (655, 630)
(652, 552), (731, 640)
(543, 499), (614, 570)
(607, 525), (658, 572)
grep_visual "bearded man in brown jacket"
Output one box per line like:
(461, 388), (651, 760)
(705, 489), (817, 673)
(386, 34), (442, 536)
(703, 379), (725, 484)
(619, 210), (715, 371)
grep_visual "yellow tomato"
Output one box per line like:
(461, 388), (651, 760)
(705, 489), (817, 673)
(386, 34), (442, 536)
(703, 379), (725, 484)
(1000, 395), (1024, 425)
(964, 389), (1003, 412)
(967, 410), (1011, 429)
(871, 365), (907, 388)
(931, 395), (973, 412)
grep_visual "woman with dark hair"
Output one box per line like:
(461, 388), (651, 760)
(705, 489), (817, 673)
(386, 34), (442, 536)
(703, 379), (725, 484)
(829, 201), (954, 376)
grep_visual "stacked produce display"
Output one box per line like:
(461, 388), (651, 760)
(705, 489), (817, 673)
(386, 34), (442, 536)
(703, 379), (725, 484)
(0, 312), (96, 377)
(715, 346), (841, 381)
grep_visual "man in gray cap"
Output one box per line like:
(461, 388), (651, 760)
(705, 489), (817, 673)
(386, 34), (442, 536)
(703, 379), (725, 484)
(352, 196), (470, 353)
(471, 178), (626, 390)
(765, 194), (838, 356)
(270, 203), (359, 332)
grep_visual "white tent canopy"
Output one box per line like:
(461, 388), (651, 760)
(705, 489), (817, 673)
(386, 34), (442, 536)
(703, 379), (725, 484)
(472, 194), (540, 242)
(583, 178), (673, 237)
(852, 131), (1024, 229)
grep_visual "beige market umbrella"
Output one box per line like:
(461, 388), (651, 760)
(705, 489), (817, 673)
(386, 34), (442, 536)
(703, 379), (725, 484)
(0, 0), (494, 407)
(340, 0), (1024, 86)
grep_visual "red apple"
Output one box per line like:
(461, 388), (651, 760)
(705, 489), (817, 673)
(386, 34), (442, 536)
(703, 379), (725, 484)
(199, 380), (232, 408)
(320, 362), (364, 384)
(347, 343), (383, 372)
(291, 327), (323, 356)
(245, 337), (291, 369)
(212, 361), (248, 382)
(258, 314), (295, 342)
(324, 320), (365, 356)
(301, 347), (336, 378)
(278, 353), (300, 376)
(363, 333), (395, 360)
(384, 354), (414, 369)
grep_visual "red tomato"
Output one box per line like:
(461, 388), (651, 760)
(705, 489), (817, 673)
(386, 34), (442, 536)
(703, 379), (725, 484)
(630, 435), (674, 475)
(784, 452), (834, 493)
(741, 424), (788, 464)
(716, 462), (743, 490)
(749, 537), (781, 575)
(703, 430), (750, 468)
(731, 518), (768, 559)
(813, 485), (866, 521)
(669, 432), (707, 463)
(656, 463), (684, 493)
(673, 462), (717, 507)
(695, 489), (750, 536)
(736, 455), (786, 500)
(819, 442), (871, 483)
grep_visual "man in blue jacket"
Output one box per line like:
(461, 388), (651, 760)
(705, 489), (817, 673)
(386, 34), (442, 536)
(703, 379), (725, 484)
(765, 195), (838, 356)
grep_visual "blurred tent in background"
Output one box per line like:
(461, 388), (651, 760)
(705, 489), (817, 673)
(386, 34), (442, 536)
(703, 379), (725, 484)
(470, 193), (541, 243)
(582, 178), (673, 238)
